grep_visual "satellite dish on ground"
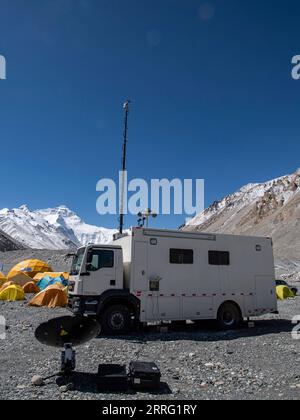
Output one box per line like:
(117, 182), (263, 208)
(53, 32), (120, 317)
(35, 316), (101, 348)
(35, 316), (101, 375)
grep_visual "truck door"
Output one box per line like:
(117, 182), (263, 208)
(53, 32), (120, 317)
(133, 241), (148, 291)
(84, 248), (117, 296)
(255, 275), (277, 312)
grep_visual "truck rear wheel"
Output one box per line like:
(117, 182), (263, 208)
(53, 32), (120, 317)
(217, 302), (242, 330)
(100, 304), (131, 335)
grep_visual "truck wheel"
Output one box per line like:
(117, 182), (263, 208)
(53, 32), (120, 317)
(101, 304), (131, 335)
(217, 302), (242, 330)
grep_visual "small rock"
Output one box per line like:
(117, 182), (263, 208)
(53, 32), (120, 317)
(31, 375), (44, 387)
(59, 385), (69, 393)
(205, 363), (214, 368)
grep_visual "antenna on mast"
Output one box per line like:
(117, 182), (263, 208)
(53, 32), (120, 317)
(119, 100), (130, 234)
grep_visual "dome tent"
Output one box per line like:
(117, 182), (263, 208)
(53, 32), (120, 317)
(0, 281), (15, 293)
(8, 272), (32, 287)
(8, 260), (53, 279)
(276, 285), (295, 300)
(28, 284), (68, 308)
(37, 275), (68, 291)
(0, 285), (25, 301)
(34, 272), (69, 281)
(23, 281), (40, 294)
(0, 272), (7, 286)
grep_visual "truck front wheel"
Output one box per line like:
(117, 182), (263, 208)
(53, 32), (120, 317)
(100, 304), (131, 335)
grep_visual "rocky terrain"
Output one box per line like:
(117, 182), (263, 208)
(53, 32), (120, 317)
(0, 297), (299, 400)
(0, 249), (73, 274)
(184, 168), (300, 280)
(0, 229), (24, 252)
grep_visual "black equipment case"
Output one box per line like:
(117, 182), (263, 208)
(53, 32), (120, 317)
(129, 361), (161, 391)
(97, 364), (128, 392)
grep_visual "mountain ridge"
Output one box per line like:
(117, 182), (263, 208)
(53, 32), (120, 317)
(0, 205), (118, 250)
(184, 168), (300, 262)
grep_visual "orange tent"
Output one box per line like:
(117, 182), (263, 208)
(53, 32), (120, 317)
(28, 285), (68, 308)
(23, 281), (40, 294)
(0, 272), (7, 287)
(8, 259), (53, 279)
(8, 273), (32, 287)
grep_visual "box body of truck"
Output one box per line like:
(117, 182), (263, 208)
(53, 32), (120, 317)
(68, 227), (277, 333)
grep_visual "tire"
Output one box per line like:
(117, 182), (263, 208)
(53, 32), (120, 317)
(100, 304), (131, 335)
(217, 302), (242, 330)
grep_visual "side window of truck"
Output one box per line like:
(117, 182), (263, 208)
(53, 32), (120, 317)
(87, 250), (114, 271)
(170, 249), (194, 264)
(209, 251), (230, 266)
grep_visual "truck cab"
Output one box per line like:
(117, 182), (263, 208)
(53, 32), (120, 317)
(68, 244), (140, 335)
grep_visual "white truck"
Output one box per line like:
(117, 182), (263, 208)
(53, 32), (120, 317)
(68, 227), (278, 334)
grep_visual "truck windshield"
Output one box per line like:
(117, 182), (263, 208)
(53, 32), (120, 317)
(70, 248), (85, 275)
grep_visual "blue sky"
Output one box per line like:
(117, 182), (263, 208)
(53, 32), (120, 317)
(0, 0), (299, 229)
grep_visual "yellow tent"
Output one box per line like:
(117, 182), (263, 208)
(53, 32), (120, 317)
(8, 260), (53, 279)
(276, 285), (295, 300)
(8, 272), (32, 287)
(28, 284), (68, 308)
(0, 273), (7, 287)
(0, 281), (14, 293)
(23, 281), (40, 294)
(0, 285), (25, 301)
(33, 272), (69, 281)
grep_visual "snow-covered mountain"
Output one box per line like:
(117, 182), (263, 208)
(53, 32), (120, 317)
(184, 168), (300, 262)
(0, 205), (118, 250)
(0, 228), (25, 252)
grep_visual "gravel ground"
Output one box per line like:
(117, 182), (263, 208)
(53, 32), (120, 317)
(0, 249), (73, 273)
(0, 296), (300, 401)
(0, 250), (299, 400)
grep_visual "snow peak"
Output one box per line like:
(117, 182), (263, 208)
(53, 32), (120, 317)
(0, 55), (6, 80)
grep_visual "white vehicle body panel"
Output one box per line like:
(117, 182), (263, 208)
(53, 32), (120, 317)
(114, 228), (277, 322)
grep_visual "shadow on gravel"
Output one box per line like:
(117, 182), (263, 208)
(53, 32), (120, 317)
(56, 373), (172, 395)
(99, 319), (294, 343)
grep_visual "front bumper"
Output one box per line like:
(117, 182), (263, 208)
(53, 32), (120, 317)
(68, 295), (99, 316)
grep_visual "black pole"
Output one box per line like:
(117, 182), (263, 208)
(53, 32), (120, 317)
(119, 100), (130, 234)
